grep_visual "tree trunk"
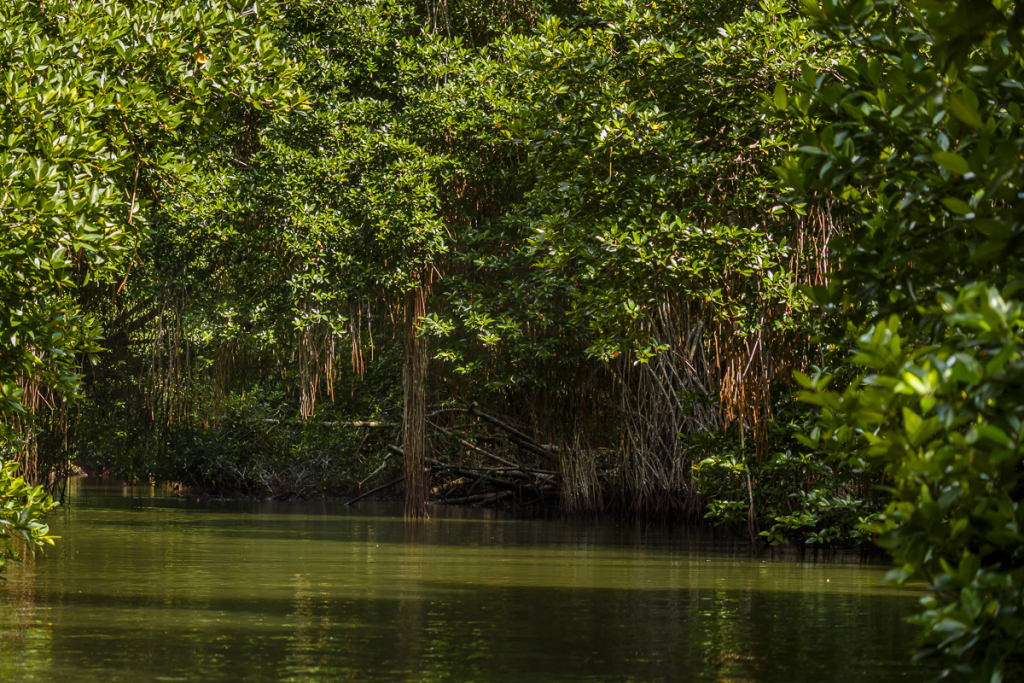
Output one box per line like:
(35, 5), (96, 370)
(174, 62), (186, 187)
(402, 283), (429, 518)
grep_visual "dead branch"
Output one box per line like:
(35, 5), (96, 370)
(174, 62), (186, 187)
(468, 403), (557, 464)
(344, 476), (405, 505)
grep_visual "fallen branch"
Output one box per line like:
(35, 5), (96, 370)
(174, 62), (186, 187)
(428, 419), (520, 468)
(263, 419), (398, 427)
(427, 457), (522, 492)
(450, 463), (557, 477)
(344, 476), (405, 506)
(357, 454), (391, 487)
(474, 491), (515, 508)
(427, 407), (472, 418)
(390, 444), (547, 507)
(469, 403), (558, 464)
(437, 490), (514, 506)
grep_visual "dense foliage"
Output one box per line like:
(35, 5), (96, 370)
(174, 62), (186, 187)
(0, 461), (53, 571)
(0, 0), (299, 429)
(783, 0), (1024, 677)
(0, 0), (300, 568)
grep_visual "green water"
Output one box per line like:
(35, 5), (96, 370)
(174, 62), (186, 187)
(0, 480), (934, 682)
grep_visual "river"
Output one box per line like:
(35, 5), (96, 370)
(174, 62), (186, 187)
(0, 479), (935, 682)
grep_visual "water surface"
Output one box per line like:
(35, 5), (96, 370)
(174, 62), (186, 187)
(0, 479), (933, 682)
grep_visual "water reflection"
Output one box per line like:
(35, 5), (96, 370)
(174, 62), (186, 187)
(0, 479), (933, 682)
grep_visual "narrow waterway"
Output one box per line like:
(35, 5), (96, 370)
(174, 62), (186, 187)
(0, 479), (933, 682)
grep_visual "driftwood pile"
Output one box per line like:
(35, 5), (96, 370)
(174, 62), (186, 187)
(345, 403), (561, 510)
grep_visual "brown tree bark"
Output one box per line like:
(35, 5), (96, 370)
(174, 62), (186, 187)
(402, 282), (429, 518)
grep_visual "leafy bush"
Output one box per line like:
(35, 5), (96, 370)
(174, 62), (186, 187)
(799, 285), (1024, 680)
(695, 427), (878, 547)
(0, 461), (55, 572)
(777, 0), (1024, 675)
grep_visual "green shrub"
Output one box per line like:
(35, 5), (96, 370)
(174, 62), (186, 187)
(0, 461), (56, 572)
(800, 285), (1024, 680)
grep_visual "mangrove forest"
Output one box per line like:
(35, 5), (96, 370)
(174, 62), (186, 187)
(2, 0), (1024, 680)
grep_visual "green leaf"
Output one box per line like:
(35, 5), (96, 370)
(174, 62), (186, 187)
(961, 587), (983, 620)
(971, 424), (1011, 446)
(941, 197), (972, 215)
(933, 151), (971, 175)
(902, 406), (922, 435)
(949, 91), (984, 129)
(773, 82), (788, 111)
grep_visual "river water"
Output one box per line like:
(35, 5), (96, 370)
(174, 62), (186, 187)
(0, 479), (934, 682)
